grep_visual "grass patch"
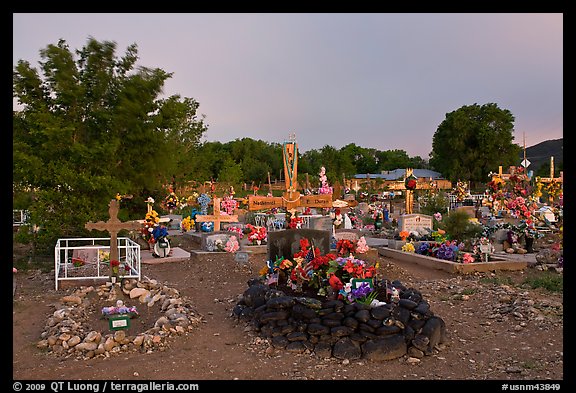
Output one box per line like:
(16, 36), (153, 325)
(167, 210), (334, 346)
(461, 288), (476, 296)
(522, 272), (563, 293)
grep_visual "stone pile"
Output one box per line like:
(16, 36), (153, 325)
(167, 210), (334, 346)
(36, 277), (203, 359)
(233, 279), (447, 361)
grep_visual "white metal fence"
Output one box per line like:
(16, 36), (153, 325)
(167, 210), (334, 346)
(13, 209), (29, 227)
(54, 237), (141, 290)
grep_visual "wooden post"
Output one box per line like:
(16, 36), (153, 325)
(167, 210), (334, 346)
(85, 199), (142, 263)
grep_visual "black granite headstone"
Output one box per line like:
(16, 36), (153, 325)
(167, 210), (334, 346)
(267, 229), (331, 261)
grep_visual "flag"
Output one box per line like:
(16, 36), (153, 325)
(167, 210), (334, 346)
(266, 273), (279, 285)
(303, 245), (316, 276)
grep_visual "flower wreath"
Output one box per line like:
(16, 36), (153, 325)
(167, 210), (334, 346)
(405, 174), (418, 191)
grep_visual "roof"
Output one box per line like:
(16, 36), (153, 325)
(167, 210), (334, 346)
(353, 169), (445, 180)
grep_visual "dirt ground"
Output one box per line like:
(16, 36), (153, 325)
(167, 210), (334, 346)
(12, 235), (564, 384)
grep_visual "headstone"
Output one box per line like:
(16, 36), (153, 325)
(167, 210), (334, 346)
(334, 230), (360, 243)
(310, 216), (333, 232)
(201, 231), (235, 252)
(72, 246), (100, 264)
(478, 206), (491, 218)
(399, 214), (433, 233)
(162, 214), (183, 230)
(357, 202), (370, 215)
(267, 229), (331, 261)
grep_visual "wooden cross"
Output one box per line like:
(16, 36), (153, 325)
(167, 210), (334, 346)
(404, 168), (415, 215)
(195, 197), (239, 231)
(247, 136), (333, 211)
(85, 199), (142, 263)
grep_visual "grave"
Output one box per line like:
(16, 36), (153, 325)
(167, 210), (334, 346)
(267, 228), (331, 261)
(399, 213), (433, 233)
(378, 248), (527, 274)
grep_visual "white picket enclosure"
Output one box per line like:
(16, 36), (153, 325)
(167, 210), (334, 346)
(54, 237), (141, 290)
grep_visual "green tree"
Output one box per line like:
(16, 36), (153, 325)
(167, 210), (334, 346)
(217, 157), (244, 185)
(13, 37), (206, 254)
(429, 103), (520, 183)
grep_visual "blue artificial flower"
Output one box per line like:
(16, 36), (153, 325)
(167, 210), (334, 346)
(152, 226), (168, 240)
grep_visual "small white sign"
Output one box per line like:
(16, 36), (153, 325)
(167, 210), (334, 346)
(112, 319), (128, 329)
(521, 159), (531, 168)
(479, 244), (491, 254)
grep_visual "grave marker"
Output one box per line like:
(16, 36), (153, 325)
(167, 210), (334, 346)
(267, 229), (330, 261)
(247, 135), (333, 211)
(85, 199), (142, 264)
(195, 197), (239, 232)
(399, 213), (433, 233)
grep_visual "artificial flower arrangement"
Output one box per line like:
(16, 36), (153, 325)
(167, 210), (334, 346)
(197, 193), (211, 215)
(260, 238), (379, 303)
(335, 238), (356, 256)
(221, 195), (238, 215)
(317, 166), (333, 195)
(227, 226), (244, 239)
(471, 237), (494, 261)
(71, 257), (85, 268)
(405, 174), (418, 191)
(224, 236), (240, 253)
(331, 208), (344, 229)
(181, 216), (194, 232)
(415, 240), (465, 262)
(164, 190), (180, 211)
(355, 236), (370, 254)
(245, 224), (267, 245)
(485, 166), (538, 223)
(200, 222), (214, 232)
(285, 209), (303, 229)
(141, 209), (160, 244)
(102, 300), (138, 318)
(152, 225), (169, 247)
(401, 242), (415, 253)
(399, 230), (410, 241)
(109, 259), (130, 279)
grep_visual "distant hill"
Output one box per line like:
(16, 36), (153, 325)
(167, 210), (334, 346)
(519, 138), (563, 173)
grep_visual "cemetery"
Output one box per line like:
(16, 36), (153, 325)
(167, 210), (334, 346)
(13, 136), (563, 379)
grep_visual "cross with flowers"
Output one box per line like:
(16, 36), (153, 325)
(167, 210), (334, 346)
(85, 199), (142, 264)
(195, 197), (239, 231)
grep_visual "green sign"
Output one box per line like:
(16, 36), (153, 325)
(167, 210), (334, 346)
(108, 315), (131, 330)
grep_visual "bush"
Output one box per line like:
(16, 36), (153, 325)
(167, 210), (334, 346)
(439, 209), (482, 242)
(419, 191), (449, 216)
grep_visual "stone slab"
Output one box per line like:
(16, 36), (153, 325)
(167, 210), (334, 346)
(141, 247), (191, 264)
(378, 248), (527, 274)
